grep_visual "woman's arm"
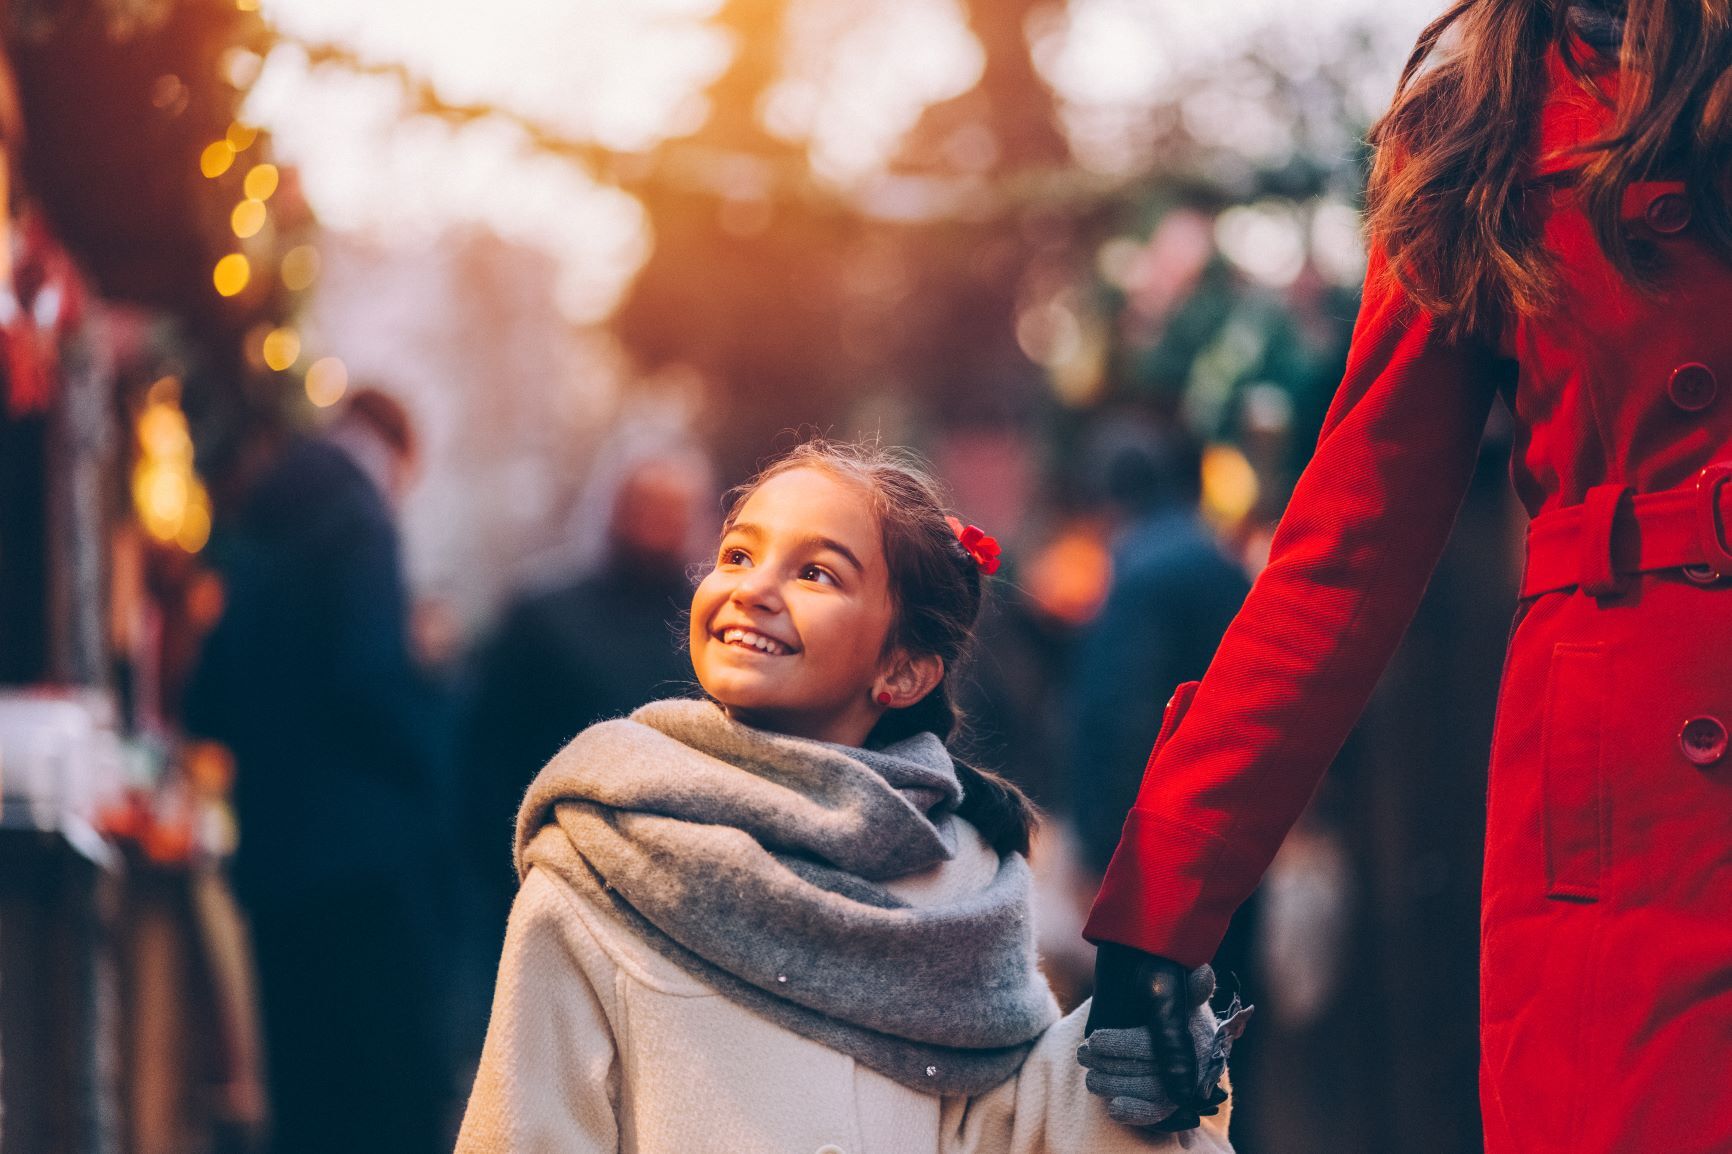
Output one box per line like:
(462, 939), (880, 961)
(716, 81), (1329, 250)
(1087, 246), (1514, 966)
(458, 868), (621, 1154)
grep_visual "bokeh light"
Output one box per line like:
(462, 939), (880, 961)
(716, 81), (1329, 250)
(244, 163), (281, 201)
(151, 74), (189, 113)
(1201, 443), (1261, 526)
(213, 253), (252, 296)
(280, 244), (322, 291)
(243, 323), (275, 371)
(134, 464), (190, 539)
(224, 48), (266, 90)
(175, 493), (214, 553)
(137, 404), (193, 462)
(227, 122), (261, 150)
(262, 327), (302, 371)
(131, 397), (212, 553)
(200, 140), (237, 178)
(232, 198), (269, 238)
(305, 356), (349, 407)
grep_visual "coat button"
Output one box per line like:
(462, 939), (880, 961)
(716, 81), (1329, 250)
(1669, 363), (1718, 412)
(1646, 192), (1691, 234)
(1680, 717), (1728, 767)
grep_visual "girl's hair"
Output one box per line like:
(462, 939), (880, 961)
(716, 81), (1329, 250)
(1366, 0), (1732, 340)
(723, 439), (1038, 856)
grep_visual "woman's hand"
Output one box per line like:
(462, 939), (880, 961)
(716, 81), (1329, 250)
(1081, 943), (1229, 1130)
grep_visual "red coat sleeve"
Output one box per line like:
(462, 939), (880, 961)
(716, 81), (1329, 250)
(1084, 248), (1513, 966)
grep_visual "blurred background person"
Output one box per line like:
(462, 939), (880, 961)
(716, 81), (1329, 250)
(186, 387), (455, 1154)
(1067, 414), (1250, 884)
(450, 439), (715, 1073)
(460, 444), (714, 924)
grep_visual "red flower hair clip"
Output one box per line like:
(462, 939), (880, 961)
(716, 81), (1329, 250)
(946, 515), (1002, 576)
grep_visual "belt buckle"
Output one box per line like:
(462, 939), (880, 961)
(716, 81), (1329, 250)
(1693, 463), (1732, 581)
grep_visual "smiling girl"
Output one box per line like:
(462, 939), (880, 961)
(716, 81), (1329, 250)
(456, 440), (1242, 1154)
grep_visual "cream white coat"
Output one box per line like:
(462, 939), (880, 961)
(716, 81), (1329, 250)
(458, 819), (1233, 1154)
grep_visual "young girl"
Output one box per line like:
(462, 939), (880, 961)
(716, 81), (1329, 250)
(457, 440), (1243, 1153)
(1083, 1), (1732, 1151)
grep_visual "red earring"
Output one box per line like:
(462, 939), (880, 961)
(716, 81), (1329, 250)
(876, 691), (893, 706)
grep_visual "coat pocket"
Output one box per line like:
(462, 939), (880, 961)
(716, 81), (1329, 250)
(1541, 644), (1608, 901)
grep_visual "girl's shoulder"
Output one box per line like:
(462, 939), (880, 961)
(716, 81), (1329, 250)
(513, 865), (714, 999)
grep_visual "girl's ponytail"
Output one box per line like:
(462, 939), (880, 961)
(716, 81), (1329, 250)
(953, 758), (1038, 858)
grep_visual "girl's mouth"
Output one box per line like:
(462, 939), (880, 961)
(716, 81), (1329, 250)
(718, 627), (797, 656)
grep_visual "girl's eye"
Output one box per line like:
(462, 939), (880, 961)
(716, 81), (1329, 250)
(721, 547), (752, 567)
(801, 564), (837, 586)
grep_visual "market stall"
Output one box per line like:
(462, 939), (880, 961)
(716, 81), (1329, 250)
(0, 1), (308, 1148)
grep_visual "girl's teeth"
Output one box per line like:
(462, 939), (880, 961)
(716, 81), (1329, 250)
(722, 628), (786, 654)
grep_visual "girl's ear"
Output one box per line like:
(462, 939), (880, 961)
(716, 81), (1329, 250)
(878, 651), (945, 709)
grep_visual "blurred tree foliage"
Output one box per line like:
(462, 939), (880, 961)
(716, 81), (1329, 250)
(609, 0), (1395, 499)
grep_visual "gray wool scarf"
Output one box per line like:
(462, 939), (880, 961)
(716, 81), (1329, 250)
(515, 698), (1060, 1095)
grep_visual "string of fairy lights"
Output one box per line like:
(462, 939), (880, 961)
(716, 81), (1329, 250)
(132, 4), (342, 556)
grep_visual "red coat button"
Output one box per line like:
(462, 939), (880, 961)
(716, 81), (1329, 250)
(1646, 192), (1691, 234)
(1669, 363), (1719, 412)
(1680, 717), (1729, 766)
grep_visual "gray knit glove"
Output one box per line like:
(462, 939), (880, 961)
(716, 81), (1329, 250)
(1077, 966), (1254, 1129)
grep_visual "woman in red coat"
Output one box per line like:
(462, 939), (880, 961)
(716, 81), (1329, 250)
(1082, 1), (1732, 1150)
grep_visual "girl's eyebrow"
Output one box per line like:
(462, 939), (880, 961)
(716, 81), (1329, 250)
(727, 521), (864, 573)
(802, 535), (865, 573)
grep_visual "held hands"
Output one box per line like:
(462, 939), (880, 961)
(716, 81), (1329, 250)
(1078, 943), (1251, 1132)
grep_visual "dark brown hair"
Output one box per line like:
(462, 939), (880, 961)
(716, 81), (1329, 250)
(724, 439), (1038, 855)
(1366, 0), (1732, 340)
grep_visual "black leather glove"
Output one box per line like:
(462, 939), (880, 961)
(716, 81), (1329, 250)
(1084, 942), (1220, 1129)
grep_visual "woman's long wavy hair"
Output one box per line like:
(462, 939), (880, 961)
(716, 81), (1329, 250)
(1366, 0), (1732, 340)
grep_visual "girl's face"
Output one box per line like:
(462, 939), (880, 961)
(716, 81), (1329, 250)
(690, 466), (927, 747)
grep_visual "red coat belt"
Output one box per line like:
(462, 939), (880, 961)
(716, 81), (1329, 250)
(1521, 464), (1732, 598)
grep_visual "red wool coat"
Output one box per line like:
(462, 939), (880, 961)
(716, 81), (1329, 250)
(1087, 46), (1732, 1154)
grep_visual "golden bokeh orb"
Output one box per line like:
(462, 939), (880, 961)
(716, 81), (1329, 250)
(176, 491), (213, 554)
(262, 327), (302, 372)
(1200, 443), (1261, 526)
(226, 122), (260, 151)
(231, 198), (268, 239)
(305, 357), (349, 408)
(244, 164), (280, 202)
(200, 140), (237, 179)
(213, 254), (252, 298)
(137, 404), (192, 462)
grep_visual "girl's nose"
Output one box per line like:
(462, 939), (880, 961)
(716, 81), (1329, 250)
(730, 565), (784, 612)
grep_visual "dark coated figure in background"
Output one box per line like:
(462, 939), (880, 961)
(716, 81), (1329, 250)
(186, 388), (454, 1154)
(1068, 418), (1250, 882)
(460, 450), (713, 935)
